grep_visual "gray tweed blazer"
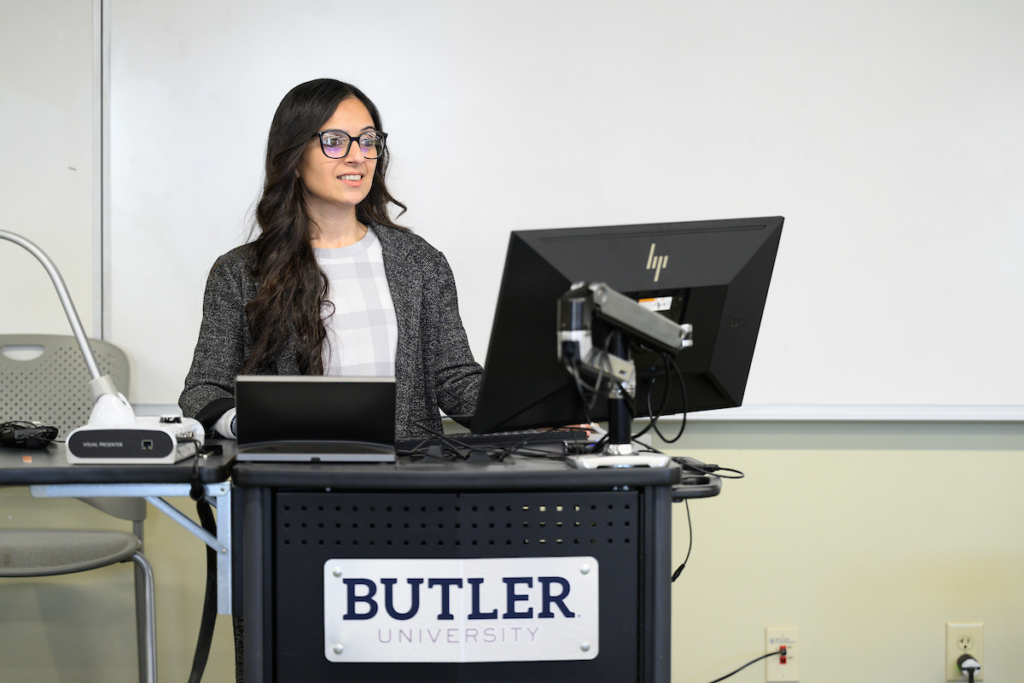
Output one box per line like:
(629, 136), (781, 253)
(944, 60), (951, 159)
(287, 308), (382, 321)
(178, 225), (482, 438)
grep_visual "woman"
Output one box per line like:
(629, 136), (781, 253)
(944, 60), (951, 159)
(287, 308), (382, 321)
(179, 78), (481, 439)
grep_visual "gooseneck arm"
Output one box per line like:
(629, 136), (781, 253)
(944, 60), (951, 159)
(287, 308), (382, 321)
(1, 230), (133, 423)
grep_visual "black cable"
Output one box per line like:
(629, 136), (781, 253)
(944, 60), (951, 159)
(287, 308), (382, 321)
(671, 500), (692, 582)
(630, 437), (662, 454)
(585, 348), (609, 413)
(628, 346), (686, 443)
(620, 383), (636, 417)
(569, 330), (628, 414)
(651, 352), (688, 443)
(606, 332), (638, 419)
(632, 355), (671, 440)
(562, 427), (589, 455)
(403, 419), (586, 462)
(597, 329), (620, 398)
(571, 361), (601, 427)
(569, 332), (614, 413)
(672, 457), (746, 479)
(702, 466), (745, 479)
(184, 439), (207, 499)
(187, 474), (218, 683)
(957, 654), (980, 683)
(704, 649), (785, 683)
(424, 425), (510, 462)
(670, 459), (745, 582)
(402, 420), (469, 461)
(0, 420), (59, 448)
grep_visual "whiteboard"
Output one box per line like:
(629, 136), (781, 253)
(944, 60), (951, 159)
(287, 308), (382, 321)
(106, 0), (1024, 417)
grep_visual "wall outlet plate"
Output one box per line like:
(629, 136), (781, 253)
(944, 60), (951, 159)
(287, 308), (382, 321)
(766, 627), (799, 682)
(946, 622), (983, 681)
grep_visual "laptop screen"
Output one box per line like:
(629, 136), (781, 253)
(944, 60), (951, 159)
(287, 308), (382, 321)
(235, 375), (396, 447)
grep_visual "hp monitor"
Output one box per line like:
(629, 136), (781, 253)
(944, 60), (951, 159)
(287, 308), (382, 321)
(471, 216), (784, 434)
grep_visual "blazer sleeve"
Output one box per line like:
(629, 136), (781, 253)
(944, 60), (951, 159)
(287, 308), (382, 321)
(178, 252), (250, 426)
(422, 250), (482, 427)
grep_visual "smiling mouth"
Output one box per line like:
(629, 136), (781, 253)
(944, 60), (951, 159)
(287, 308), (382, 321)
(339, 174), (362, 181)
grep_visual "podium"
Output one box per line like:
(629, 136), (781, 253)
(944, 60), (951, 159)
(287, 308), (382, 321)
(232, 455), (719, 683)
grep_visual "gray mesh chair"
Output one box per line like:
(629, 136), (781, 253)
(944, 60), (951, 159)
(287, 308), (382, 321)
(0, 334), (156, 683)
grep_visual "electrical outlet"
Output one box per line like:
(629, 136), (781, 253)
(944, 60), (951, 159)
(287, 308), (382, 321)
(946, 622), (984, 681)
(766, 627), (799, 682)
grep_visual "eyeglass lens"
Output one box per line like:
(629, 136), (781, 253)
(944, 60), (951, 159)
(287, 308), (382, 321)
(320, 131), (385, 159)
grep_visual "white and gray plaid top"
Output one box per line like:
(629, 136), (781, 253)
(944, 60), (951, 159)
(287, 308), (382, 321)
(315, 228), (398, 376)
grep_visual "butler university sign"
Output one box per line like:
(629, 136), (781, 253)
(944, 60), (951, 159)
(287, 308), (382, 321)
(323, 557), (599, 662)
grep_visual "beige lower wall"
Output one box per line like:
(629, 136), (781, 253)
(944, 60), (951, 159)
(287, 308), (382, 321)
(663, 420), (1024, 682)
(1, 420), (1021, 682)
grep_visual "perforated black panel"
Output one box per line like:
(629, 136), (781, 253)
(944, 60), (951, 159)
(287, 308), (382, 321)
(273, 490), (643, 683)
(278, 492), (638, 552)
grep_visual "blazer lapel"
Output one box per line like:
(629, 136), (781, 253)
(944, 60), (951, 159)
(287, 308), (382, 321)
(375, 226), (418, 381)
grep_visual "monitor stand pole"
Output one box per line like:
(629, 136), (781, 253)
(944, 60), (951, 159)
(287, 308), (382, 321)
(567, 336), (671, 469)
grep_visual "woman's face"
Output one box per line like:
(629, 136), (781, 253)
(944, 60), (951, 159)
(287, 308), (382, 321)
(297, 97), (378, 217)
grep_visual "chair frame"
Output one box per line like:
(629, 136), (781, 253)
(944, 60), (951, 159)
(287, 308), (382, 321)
(1, 334), (156, 682)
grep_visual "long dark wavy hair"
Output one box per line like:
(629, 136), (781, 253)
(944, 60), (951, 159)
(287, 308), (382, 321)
(241, 79), (407, 375)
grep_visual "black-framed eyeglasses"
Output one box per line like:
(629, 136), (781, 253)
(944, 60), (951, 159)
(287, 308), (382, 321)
(314, 129), (387, 159)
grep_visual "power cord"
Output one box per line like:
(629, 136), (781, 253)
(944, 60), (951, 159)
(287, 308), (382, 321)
(671, 499), (692, 581)
(957, 653), (981, 683)
(673, 457), (746, 479)
(670, 461), (745, 581)
(703, 648), (786, 683)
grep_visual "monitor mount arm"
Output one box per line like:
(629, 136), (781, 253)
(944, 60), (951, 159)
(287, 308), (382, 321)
(558, 282), (692, 465)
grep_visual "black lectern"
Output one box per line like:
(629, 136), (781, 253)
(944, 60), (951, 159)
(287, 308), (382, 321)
(232, 456), (719, 683)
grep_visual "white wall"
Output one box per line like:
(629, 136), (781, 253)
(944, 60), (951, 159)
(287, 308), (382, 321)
(0, 0), (95, 337)
(103, 0), (1024, 412)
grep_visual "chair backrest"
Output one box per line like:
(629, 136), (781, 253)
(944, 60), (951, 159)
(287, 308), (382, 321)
(0, 334), (130, 439)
